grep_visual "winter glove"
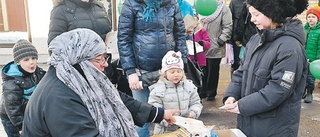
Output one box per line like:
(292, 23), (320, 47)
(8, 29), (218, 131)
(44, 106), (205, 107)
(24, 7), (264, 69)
(197, 40), (204, 46)
(217, 38), (225, 47)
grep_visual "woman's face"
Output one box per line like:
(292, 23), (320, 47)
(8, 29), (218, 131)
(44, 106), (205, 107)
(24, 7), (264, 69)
(18, 57), (37, 73)
(307, 13), (318, 27)
(165, 68), (184, 84)
(90, 54), (109, 71)
(248, 6), (273, 30)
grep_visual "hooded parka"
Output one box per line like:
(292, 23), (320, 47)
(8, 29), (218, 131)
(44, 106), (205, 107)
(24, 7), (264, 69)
(223, 19), (308, 137)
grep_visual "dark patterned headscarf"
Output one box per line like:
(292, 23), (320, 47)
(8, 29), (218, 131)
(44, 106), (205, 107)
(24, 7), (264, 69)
(48, 28), (138, 137)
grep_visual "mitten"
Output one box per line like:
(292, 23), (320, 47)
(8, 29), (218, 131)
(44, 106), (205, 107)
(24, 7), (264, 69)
(197, 40), (204, 46)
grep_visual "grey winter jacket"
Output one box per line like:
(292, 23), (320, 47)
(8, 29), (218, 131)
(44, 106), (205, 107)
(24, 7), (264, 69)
(223, 19), (308, 137)
(21, 66), (163, 137)
(229, 0), (256, 46)
(48, 0), (111, 44)
(117, 0), (187, 75)
(0, 62), (45, 130)
(148, 78), (202, 134)
(203, 5), (232, 58)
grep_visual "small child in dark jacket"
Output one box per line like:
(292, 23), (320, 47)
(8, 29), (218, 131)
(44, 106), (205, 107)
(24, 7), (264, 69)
(0, 39), (45, 137)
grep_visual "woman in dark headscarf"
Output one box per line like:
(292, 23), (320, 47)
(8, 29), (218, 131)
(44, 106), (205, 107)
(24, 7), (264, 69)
(22, 28), (178, 137)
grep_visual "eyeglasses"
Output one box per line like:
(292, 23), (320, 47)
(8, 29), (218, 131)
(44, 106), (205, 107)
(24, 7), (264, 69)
(91, 54), (110, 65)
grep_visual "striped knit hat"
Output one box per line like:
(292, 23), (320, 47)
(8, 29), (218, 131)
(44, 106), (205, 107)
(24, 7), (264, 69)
(13, 39), (38, 63)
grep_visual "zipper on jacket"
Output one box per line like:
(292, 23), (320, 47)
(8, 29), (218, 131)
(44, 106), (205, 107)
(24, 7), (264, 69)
(176, 86), (182, 111)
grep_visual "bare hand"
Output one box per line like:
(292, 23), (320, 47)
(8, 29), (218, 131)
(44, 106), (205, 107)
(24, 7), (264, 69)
(220, 97), (236, 110)
(188, 112), (195, 118)
(235, 41), (242, 47)
(164, 109), (180, 125)
(226, 101), (240, 114)
(128, 73), (142, 90)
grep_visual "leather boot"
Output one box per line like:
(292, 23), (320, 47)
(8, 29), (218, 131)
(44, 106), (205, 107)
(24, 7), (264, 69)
(304, 88), (313, 103)
(302, 88), (307, 99)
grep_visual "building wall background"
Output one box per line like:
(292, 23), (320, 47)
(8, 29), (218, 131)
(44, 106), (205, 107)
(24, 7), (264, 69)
(0, 0), (318, 65)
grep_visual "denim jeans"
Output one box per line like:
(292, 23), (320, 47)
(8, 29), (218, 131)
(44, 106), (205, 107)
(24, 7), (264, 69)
(307, 68), (315, 92)
(1, 119), (20, 137)
(132, 88), (150, 137)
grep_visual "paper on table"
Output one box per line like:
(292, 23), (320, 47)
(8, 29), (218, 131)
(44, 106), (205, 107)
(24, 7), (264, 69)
(218, 104), (234, 110)
(173, 116), (214, 137)
(186, 40), (204, 55)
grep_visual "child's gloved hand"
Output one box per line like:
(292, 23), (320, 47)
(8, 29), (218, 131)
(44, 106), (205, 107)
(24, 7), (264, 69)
(197, 40), (204, 46)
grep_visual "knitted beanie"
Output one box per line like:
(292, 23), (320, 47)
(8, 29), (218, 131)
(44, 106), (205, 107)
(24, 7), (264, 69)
(13, 39), (38, 63)
(306, 6), (320, 21)
(161, 50), (184, 73)
(247, 0), (308, 23)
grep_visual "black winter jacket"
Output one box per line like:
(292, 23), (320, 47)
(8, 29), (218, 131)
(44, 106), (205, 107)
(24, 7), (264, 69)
(229, 0), (256, 46)
(117, 0), (187, 75)
(21, 66), (163, 137)
(47, 0), (111, 44)
(0, 62), (45, 130)
(224, 20), (308, 137)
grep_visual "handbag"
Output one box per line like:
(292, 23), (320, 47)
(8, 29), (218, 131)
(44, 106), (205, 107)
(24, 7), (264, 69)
(140, 70), (160, 88)
(132, 47), (160, 88)
(186, 58), (203, 88)
(185, 33), (203, 88)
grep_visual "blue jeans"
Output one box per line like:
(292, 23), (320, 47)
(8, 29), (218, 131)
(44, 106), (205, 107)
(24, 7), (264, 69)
(307, 68), (315, 92)
(132, 88), (150, 137)
(1, 119), (20, 137)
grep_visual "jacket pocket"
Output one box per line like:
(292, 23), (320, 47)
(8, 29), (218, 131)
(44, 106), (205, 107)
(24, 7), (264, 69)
(252, 68), (270, 91)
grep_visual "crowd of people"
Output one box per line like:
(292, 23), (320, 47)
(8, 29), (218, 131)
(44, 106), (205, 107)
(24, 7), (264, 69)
(0, 0), (317, 137)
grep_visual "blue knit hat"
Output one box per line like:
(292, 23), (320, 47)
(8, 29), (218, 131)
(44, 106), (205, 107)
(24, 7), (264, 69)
(13, 39), (38, 63)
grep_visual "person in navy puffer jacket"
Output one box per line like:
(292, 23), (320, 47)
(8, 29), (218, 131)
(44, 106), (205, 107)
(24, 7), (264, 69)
(117, 0), (188, 136)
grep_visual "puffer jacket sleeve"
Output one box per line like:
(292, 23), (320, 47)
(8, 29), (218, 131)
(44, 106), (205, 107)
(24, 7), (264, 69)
(117, 0), (137, 75)
(223, 60), (244, 102)
(2, 79), (24, 129)
(48, 6), (69, 44)
(184, 80), (202, 118)
(173, 2), (188, 63)
(148, 82), (166, 108)
(118, 90), (164, 126)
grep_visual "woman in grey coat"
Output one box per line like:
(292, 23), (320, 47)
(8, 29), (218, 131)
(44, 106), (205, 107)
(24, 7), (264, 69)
(200, 0), (232, 101)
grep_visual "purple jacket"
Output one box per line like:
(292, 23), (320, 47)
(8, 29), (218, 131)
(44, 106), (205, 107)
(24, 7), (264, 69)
(188, 28), (210, 66)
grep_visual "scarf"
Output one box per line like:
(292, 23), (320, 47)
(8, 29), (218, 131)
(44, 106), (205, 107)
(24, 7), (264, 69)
(48, 28), (138, 137)
(200, 0), (224, 24)
(143, 0), (163, 24)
